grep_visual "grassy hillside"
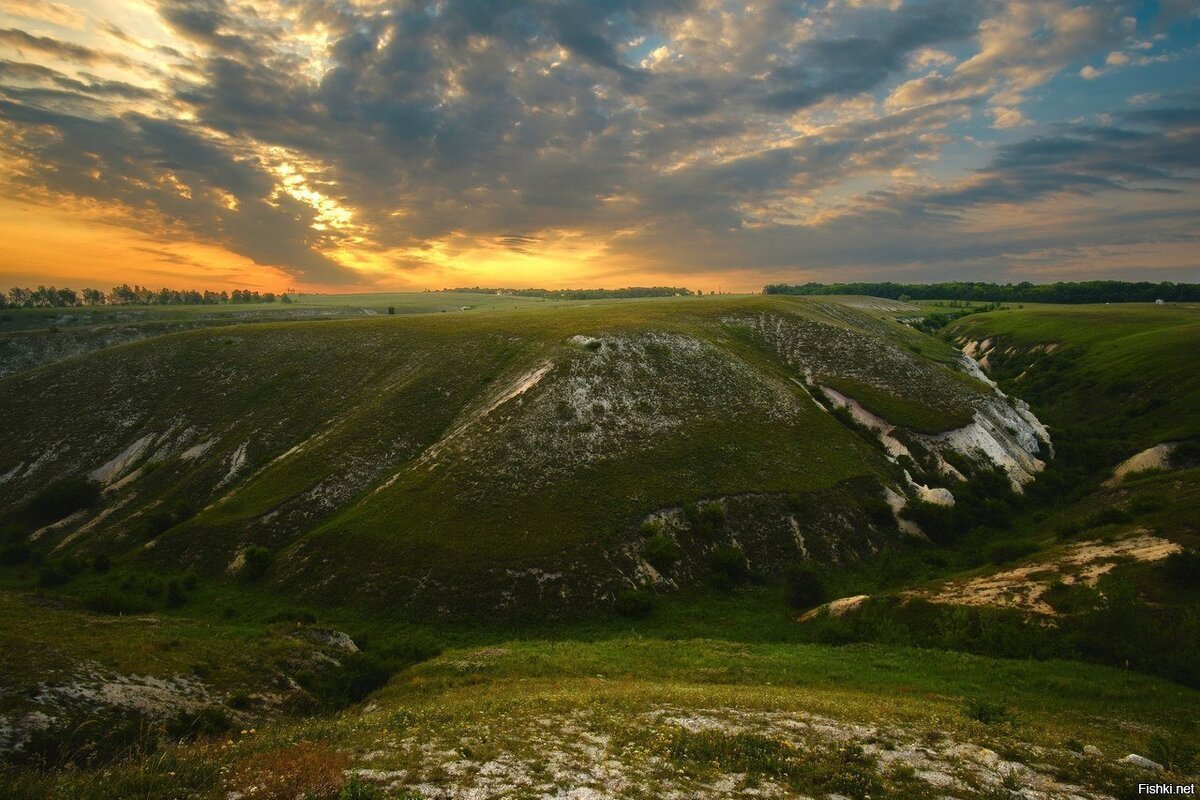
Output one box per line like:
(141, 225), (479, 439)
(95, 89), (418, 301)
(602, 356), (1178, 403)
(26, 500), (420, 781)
(4, 295), (1199, 798)
(2, 295), (1009, 617)
(944, 303), (1200, 451)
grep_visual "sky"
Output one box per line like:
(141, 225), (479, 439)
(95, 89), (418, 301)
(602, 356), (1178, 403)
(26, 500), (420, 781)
(0, 0), (1198, 293)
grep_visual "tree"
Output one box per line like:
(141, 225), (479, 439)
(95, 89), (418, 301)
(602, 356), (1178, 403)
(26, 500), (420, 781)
(81, 288), (105, 306)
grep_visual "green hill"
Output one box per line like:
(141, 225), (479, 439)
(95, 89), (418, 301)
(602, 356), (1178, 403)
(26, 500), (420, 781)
(4, 295), (1199, 799)
(0, 295), (1047, 617)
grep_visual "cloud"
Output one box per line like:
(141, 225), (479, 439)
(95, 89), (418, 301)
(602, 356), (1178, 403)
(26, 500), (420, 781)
(0, 0), (1197, 287)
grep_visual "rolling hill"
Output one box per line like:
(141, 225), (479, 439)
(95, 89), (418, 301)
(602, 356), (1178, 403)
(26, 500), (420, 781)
(1, 295), (1049, 617)
(3, 295), (1199, 799)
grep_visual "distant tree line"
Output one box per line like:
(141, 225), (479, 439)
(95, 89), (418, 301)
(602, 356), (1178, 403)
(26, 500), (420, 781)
(441, 286), (694, 299)
(762, 280), (1200, 304)
(1, 284), (291, 308)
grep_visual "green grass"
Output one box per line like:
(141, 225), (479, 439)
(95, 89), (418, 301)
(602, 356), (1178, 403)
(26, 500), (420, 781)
(945, 303), (1200, 447)
(5, 296), (1200, 797)
(2, 294), (986, 616)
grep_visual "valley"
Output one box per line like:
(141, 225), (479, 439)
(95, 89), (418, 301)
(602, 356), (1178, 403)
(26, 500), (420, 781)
(1, 294), (1197, 799)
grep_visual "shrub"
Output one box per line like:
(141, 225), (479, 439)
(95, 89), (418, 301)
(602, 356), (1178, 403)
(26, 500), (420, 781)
(900, 500), (957, 545)
(37, 564), (68, 588)
(1162, 550), (1200, 586)
(708, 545), (750, 591)
(614, 588), (654, 619)
(965, 699), (1012, 726)
(861, 496), (895, 528)
(643, 534), (682, 574)
(689, 502), (726, 542)
(166, 706), (234, 740)
(638, 518), (663, 537)
(242, 546), (271, 581)
(1085, 506), (1132, 529)
(82, 589), (153, 615)
(92, 553), (111, 573)
(165, 579), (187, 608)
(986, 540), (1038, 565)
(0, 543), (30, 566)
(1169, 440), (1200, 469)
(227, 690), (253, 710)
(11, 709), (151, 769)
(785, 562), (826, 609)
(26, 477), (100, 524)
(1042, 580), (1101, 614)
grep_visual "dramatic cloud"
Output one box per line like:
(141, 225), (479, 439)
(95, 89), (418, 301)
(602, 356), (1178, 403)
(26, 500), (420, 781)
(0, 0), (1197, 289)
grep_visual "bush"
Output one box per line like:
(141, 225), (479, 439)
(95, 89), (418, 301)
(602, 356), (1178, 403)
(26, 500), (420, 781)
(785, 562), (826, 609)
(227, 690), (253, 710)
(614, 588), (654, 619)
(965, 699), (1012, 726)
(166, 706), (234, 740)
(242, 546), (271, 581)
(26, 477), (100, 524)
(688, 502), (726, 542)
(638, 518), (663, 537)
(10, 709), (151, 769)
(82, 589), (154, 615)
(165, 579), (187, 608)
(986, 540), (1038, 565)
(643, 534), (682, 574)
(37, 564), (68, 588)
(1085, 506), (1132, 529)
(1162, 550), (1200, 586)
(707, 545), (750, 591)
(92, 553), (111, 573)
(0, 543), (30, 566)
(1169, 440), (1200, 469)
(860, 496), (895, 528)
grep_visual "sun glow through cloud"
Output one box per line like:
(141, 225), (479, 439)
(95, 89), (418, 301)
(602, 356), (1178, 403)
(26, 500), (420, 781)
(0, 0), (1197, 292)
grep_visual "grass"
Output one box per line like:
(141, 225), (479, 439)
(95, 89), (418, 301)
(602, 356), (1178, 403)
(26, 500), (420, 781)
(1, 294), (979, 617)
(4, 296), (1200, 797)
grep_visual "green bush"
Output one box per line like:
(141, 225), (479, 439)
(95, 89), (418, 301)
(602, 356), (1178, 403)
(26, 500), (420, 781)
(1162, 550), (1200, 586)
(614, 589), (654, 619)
(643, 534), (682, 574)
(26, 477), (100, 524)
(688, 502), (726, 542)
(91, 553), (111, 573)
(986, 540), (1038, 565)
(82, 589), (154, 615)
(242, 546), (271, 581)
(1085, 506), (1132, 529)
(165, 579), (187, 608)
(166, 706), (235, 740)
(0, 543), (30, 566)
(784, 562), (826, 609)
(965, 699), (1012, 726)
(37, 564), (68, 588)
(707, 545), (749, 591)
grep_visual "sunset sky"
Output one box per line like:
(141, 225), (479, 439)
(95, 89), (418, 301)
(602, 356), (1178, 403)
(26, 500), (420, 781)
(0, 1), (1198, 293)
